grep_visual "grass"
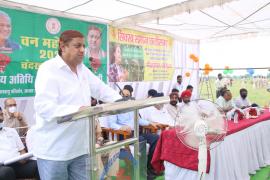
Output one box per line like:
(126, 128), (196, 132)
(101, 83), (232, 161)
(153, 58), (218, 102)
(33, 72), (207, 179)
(250, 166), (270, 180)
(199, 78), (270, 107)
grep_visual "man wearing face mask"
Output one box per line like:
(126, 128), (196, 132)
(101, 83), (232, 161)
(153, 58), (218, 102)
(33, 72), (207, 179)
(0, 107), (40, 180)
(234, 88), (251, 109)
(3, 98), (28, 137)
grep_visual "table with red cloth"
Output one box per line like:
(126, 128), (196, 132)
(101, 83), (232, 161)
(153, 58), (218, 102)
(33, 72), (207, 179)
(151, 109), (270, 177)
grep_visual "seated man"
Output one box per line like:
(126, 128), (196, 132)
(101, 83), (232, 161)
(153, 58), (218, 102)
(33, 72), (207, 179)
(166, 92), (180, 120)
(234, 88), (251, 109)
(0, 107), (39, 180)
(3, 98), (28, 136)
(178, 90), (222, 134)
(186, 85), (193, 92)
(120, 88), (135, 100)
(186, 85), (196, 100)
(108, 107), (159, 178)
(178, 90), (204, 136)
(216, 89), (238, 120)
(142, 93), (175, 127)
(122, 85), (134, 97)
(179, 90), (210, 116)
(147, 89), (157, 98)
(171, 88), (181, 102)
(179, 90), (192, 108)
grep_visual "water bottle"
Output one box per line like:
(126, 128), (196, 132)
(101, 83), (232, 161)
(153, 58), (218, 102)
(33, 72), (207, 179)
(245, 110), (250, 119)
(233, 112), (238, 123)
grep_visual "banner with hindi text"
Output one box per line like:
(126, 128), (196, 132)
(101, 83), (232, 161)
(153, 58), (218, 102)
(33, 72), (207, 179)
(109, 26), (174, 82)
(0, 7), (107, 98)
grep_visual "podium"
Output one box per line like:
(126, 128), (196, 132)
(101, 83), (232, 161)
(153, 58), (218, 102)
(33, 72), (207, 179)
(56, 96), (169, 180)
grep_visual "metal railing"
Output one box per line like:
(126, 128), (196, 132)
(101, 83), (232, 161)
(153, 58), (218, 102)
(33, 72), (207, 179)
(56, 96), (169, 180)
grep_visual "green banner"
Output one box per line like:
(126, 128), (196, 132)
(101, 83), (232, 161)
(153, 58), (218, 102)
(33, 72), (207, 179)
(0, 7), (107, 98)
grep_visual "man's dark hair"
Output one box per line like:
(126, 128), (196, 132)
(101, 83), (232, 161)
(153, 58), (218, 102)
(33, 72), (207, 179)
(148, 89), (157, 97)
(221, 89), (230, 97)
(240, 88), (247, 94)
(58, 30), (84, 56)
(171, 88), (179, 93)
(251, 103), (258, 107)
(169, 92), (178, 98)
(152, 92), (164, 98)
(123, 85), (133, 94)
(177, 75), (182, 79)
(186, 85), (193, 90)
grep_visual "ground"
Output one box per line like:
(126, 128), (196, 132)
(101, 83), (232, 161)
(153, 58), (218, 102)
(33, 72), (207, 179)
(199, 77), (270, 107)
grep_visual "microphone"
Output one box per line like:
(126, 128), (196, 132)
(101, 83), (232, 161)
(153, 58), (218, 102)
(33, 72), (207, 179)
(88, 57), (127, 101)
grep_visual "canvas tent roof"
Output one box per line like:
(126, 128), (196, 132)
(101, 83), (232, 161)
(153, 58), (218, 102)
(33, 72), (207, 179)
(1, 0), (270, 40)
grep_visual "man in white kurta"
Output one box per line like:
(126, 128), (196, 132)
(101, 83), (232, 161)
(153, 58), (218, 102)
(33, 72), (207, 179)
(215, 90), (236, 120)
(215, 73), (227, 98)
(172, 75), (183, 92)
(166, 92), (180, 120)
(33, 30), (121, 180)
(234, 88), (251, 109)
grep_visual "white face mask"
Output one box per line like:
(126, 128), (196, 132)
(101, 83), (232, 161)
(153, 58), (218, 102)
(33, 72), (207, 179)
(8, 106), (17, 113)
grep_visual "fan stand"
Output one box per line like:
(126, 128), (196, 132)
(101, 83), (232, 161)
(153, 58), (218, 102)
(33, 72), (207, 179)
(194, 120), (208, 180)
(198, 136), (207, 180)
(176, 99), (227, 180)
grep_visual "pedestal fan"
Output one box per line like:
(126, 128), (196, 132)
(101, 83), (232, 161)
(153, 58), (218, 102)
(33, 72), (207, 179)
(175, 99), (227, 180)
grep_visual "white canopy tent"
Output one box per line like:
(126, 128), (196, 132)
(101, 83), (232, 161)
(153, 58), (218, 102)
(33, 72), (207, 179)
(1, 0), (270, 124)
(1, 0), (270, 40)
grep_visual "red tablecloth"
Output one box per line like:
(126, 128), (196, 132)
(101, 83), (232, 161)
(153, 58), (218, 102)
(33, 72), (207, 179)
(151, 110), (270, 173)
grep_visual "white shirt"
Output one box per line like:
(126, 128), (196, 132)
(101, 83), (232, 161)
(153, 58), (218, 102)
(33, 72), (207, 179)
(215, 96), (235, 112)
(172, 82), (183, 92)
(234, 97), (250, 109)
(178, 101), (201, 134)
(33, 55), (121, 161)
(0, 127), (24, 162)
(166, 104), (180, 120)
(215, 78), (226, 90)
(140, 106), (175, 126)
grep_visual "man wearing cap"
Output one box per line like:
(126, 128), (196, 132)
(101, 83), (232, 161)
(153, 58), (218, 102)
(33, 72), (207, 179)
(34, 30), (121, 180)
(180, 90), (192, 105)
(178, 90), (204, 134)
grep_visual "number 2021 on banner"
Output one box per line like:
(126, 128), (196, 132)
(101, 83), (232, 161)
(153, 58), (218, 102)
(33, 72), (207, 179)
(40, 50), (58, 59)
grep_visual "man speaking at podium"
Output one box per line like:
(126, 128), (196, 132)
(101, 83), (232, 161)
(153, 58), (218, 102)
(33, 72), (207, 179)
(34, 30), (121, 180)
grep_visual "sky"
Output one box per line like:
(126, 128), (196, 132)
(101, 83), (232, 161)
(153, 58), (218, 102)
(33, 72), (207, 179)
(200, 34), (270, 76)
